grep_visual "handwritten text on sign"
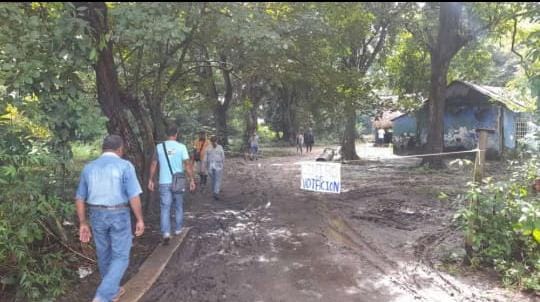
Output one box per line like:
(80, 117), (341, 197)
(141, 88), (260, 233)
(301, 162), (341, 194)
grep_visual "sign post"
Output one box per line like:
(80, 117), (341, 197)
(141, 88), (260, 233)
(300, 162), (341, 194)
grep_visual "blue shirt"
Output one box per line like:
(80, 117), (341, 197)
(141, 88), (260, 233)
(75, 153), (142, 206)
(156, 140), (189, 185)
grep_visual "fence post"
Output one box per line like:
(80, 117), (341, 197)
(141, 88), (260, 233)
(473, 129), (490, 182)
(465, 128), (494, 265)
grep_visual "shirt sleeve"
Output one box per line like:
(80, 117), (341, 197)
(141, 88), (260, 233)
(124, 162), (143, 200)
(181, 144), (190, 162)
(75, 168), (88, 201)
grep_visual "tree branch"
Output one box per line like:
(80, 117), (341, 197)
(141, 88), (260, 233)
(162, 3), (208, 95)
(404, 23), (434, 53)
(117, 48), (129, 84)
(38, 220), (96, 264)
(363, 25), (388, 73)
(221, 53), (233, 109)
(511, 17), (525, 65)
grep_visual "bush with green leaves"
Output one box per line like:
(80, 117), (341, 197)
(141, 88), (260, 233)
(0, 106), (77, 301)
(455, 154), (540, 292)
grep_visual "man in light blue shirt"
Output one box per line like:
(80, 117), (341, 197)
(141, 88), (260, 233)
(148, 125), (196, 245)
(75, 135), (145, 302)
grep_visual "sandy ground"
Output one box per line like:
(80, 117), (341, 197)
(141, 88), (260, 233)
(135, 145), (537, 302)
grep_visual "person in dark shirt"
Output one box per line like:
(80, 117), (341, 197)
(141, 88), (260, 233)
(304, 128), (315, 153)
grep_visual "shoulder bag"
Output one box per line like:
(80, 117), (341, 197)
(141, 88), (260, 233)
(162, 143), (186, 193)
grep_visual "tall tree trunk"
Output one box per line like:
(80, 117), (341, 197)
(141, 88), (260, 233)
(423, 2), (467, 168)
(214, 54), (233, 147)
(198, 50), (232, 147)
(423, 56), (449, 168)
(244, 77), (264, 148)
(245, 104), (259, 146)
(341, 103), (359, 160)
(215, 104), (228, 146)
(78, 2), (155, 210)
(279, 84), (295, 144)
(144, 92), (166, 141)
(80, 2), (143, 166)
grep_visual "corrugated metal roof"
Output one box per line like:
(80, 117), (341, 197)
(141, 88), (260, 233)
(448, 80), (529, 112)
(391, 80), (529, 121)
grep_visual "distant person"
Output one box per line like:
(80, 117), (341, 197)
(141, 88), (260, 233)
(249, 132), (259, 160)
(203, 136), (225, 200)
(75, 135), (145, 302)
(377, 128), (385, 146)
(304, 128), (314, 153)
(384, 129), (391, 145)
(148, 126), (195, 246)
(192, 130), (211, 190)
(296, 132), (304, 155)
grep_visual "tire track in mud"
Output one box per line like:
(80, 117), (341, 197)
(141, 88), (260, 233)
(318, 200), (427, 301)
(318, 200), (482, 302)
(313, 174), (504, 301)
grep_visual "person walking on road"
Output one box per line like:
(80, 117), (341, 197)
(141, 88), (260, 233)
(249, 132), (259, 160)
(148, 125), (196, 246)
(296, 131), (304, 155)
(304, 128), (314, 153)
(192, 130), (211, 191)
(75, 135), (145, 302)
(203, 136), (225, 200)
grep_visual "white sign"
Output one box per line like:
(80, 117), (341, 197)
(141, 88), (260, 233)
(300, 162), (341, 194)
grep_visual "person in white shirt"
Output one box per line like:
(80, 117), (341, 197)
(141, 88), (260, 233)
(296, 132), (304, 154)
(203, 136), (225, 200)
(377, 128), (385, 146)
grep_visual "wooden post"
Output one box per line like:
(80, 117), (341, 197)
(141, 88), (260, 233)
(465, 128), (494, 265)
(473, 129), (490, 183)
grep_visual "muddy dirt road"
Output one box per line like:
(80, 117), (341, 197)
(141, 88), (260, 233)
(140, 147), (535, 302)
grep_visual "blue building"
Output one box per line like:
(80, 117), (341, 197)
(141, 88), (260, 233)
(392, 81), (532, 157)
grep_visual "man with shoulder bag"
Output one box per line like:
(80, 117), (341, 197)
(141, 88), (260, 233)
(148, 125), (196, 245)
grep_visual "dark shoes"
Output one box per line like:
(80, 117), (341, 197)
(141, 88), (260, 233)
(213, 193), (220, 201)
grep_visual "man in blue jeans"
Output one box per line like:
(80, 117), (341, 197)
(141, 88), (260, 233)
(148, 125), (196, 245)
(76, 135), (145, 302)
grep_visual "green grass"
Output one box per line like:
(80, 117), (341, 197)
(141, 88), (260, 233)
(71, 141), (101, 161)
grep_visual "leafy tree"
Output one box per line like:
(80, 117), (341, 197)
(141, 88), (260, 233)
(316, 3), (410, 159)
(402, 2), (532, 168)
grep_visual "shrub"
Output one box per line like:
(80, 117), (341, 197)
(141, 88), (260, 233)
(0, 105), (77, 301)
(257, 124), (279, 144)
(455, 155), (540, 292)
